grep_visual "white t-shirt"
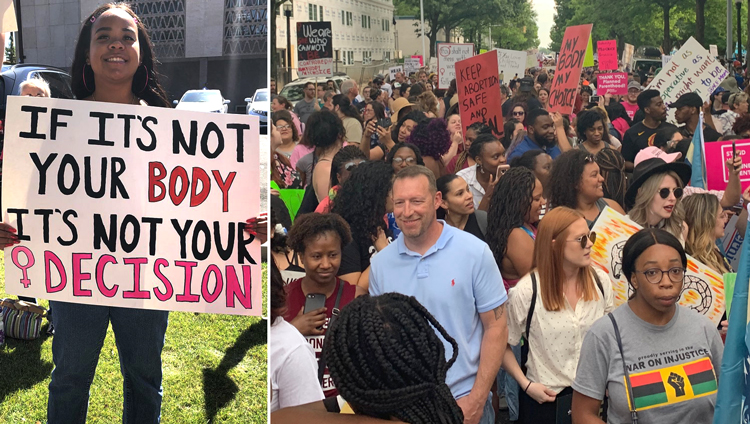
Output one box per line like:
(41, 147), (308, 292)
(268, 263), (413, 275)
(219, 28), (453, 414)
(270, 317), (324, 412)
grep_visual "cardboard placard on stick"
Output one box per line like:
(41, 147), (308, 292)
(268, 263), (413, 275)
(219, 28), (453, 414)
(404, 57), (421, 75)
(455, 50), (503, 139)
(597, 72), (628, 95)
(389, 66), (403, 81)
(437, 43), (475, 89)
(647, 37), (728, 123)
(2, 97), (262, 316)
(548, 24), (593, 115)
(590, 207), (725, 325)
(495, 49), (527, 82)
(597, 40), (618, 71)
(296, 21), (333, 78)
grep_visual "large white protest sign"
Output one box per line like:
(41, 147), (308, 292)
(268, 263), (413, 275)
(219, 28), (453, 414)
(437, 43), (474, 89)
(2, 97), (262, 316)
(495, 48), (526, 81)
(648, 37), (729, 124)
(404, 57), (421, 75)
(591, 207), (725, 325)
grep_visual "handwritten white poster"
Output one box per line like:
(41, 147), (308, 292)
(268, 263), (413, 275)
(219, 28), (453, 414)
(437, 43), (474, 89)
(495, 48), (526, 81)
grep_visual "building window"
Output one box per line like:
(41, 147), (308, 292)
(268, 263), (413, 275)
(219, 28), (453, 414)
(341, 10), (345, 25)
(348, 51), (354, 64)
(308, 4), (317, 20)
(363, 51), (371, 64)
(361, 14), (371, 29)
(222, 0), (266, 56)
(346, 11), (352, 26)
(319, 5), (323, 21)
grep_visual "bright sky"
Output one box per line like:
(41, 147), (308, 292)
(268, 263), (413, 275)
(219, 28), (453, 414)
(532, 0), (555, 49)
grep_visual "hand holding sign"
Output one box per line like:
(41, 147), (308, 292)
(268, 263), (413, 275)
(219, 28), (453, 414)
(548, 24), (593, 115)
(0, 222), (18, 248)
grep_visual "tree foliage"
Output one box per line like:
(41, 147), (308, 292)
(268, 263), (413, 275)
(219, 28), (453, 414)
(551, 0), (746, 56)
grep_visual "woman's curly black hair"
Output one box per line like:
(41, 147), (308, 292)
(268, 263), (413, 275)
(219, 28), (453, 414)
(324, 293), (463, 423)
(330, 145), (368, 186)
(392, 110), (428, 142)
(408, 118), (452, 160)
(332, 161), (394, 257)
(547, 149), (593, 209)
(71, 3), (170, 107)
(386, 142), (426, 166)
(286, 213), (352, 255)
(486, 167), (537, 266)
(576, 109), (604, 143)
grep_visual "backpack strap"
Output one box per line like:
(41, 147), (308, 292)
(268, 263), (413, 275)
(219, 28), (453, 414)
(609, 313), (639, 424)
(318, 279), (345, 383)
(526, 272), (538, 341)
(592, 269), (604, 298)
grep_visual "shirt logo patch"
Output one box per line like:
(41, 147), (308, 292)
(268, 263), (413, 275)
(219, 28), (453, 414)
(638, 131), (645, 136)
(624, 357), (717, 411)
(451, 279), (455, 286)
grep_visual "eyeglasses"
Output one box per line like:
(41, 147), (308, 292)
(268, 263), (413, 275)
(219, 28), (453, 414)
(584, 154), (596, 163)
(512, 111), (525, 117)
(635, 267), (686, 284)
(658, 187), (683, 199)
(343, 161), (363, 171)
(392, 157), (416, 165)
(277, 124), (291, 130)
(568, 231), (596, 248)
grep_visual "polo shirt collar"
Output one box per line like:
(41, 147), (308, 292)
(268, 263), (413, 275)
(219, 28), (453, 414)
(396, 220), (455, 258)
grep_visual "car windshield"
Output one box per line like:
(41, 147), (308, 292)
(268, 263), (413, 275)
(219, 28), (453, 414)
(279, 84), (305, 102)
(254, 91), (269, 102)
(181, 91), (221, 103)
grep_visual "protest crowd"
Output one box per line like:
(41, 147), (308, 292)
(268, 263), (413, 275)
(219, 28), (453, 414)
(270, 27), (750, 424)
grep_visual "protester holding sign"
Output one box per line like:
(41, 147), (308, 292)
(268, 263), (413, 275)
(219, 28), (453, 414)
(502, 207), (614, 424)
(672, 93), (721, 143)
(625, 147), (692, 241)
(572, 228), (723, 424)
(43, 5), (171, 422)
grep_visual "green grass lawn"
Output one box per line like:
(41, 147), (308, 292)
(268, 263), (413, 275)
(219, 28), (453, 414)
(0, 254), (268, 423)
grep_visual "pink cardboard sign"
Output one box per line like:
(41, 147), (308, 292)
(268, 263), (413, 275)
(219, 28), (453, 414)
(705, 139), (750, 192)
(597, 40), (618, 71)
(597, 72), (628, 95)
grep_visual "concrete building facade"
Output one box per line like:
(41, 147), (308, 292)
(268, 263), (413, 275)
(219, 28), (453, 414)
(18, 0), (265, 111)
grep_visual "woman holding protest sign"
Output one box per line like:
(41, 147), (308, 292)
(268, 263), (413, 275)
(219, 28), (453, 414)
(42, 4), (171, 423)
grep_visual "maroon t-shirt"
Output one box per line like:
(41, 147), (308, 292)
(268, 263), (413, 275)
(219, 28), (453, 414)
(283, 277), (356, 398)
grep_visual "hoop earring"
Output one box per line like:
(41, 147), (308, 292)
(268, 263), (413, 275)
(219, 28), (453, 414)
(82, 64), (94, 93)
(132, 64), (149, 94)
(477, 163), (484, 174)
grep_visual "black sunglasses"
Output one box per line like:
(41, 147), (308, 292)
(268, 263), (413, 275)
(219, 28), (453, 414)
(659, 187), (683, 199)
(569, 232), (597, 248)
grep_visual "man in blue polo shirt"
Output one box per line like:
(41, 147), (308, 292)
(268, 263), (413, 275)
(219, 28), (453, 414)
(369, 165), (508, 424)
(506, 108), (561, 161)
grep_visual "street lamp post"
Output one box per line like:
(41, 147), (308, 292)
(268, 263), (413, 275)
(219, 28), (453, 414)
(284, 3), (293, 75)
(728, 0), (734, 63)
(737, 0), (743, 62)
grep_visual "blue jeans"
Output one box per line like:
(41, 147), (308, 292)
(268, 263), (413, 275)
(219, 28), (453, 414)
(479, 392), (495, 424)
(47, 301), (169, 424)
(496, 344), (522, 421)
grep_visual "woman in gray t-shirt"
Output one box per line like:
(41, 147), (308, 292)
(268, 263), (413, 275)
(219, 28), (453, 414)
(572, 228), (723, 424)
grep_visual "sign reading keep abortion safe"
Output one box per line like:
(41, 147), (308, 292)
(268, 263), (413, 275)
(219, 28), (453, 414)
(2, 97), (262, 316)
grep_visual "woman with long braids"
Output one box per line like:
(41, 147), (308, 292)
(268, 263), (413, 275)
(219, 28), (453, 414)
(456, 133), (507, 210)
(325, 293), (464, 423)
(486, 167), (545, 291)
(314, 146), (367, 213)
(48, 4), (171, 422)
(271, 294), (464, 423)
(595, 148), (627, 210)
(332, 161), (394, 290)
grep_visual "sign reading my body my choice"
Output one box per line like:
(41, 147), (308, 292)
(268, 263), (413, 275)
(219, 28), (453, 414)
(2, 97), (262, 316)
(548, 24), (592, 115)
(297, 21), (333, 78)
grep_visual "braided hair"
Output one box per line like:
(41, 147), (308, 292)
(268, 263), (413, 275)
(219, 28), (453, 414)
(324, 293), (463, 423)
(453, 123), (492, 172)
(330, 145), (367, 186)
(486, 167), (537, 266)
(595, 149), (627, 209)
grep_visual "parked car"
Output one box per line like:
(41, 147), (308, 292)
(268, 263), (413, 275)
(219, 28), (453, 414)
(245, 89), (268, 133)
(173, 89), (230, 113)
(278, 77), (340, 107)
(0, 64), (73, 134)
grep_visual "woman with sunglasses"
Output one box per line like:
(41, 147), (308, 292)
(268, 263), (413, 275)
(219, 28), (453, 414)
(572, 228), (723, 424)
(548, 150), (625, 228)
(274, 110), (301, 159)
(315, 146), (368, 213)
(501, 207), (614, 424)
(625, 147), (692, 242)
(508, 104), (528, 128)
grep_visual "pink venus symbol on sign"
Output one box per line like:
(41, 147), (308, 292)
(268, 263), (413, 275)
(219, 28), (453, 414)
(12, 246), (35, 288)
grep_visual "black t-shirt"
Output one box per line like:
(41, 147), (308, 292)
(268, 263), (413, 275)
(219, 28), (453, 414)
(701, 124), (722, 143)
(621, 121), (677, 163)
(337, 228), (393, 275)
(463, 212), (486, 242)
